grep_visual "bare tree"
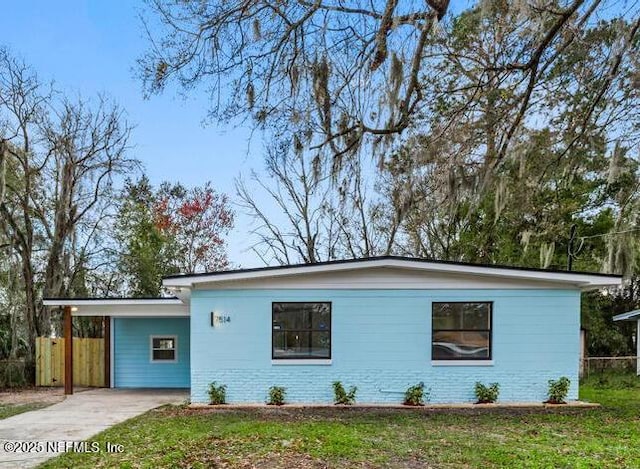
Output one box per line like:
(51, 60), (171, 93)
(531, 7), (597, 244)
(236, 141), (403, 264)
(139, 0), (449, 159)
(327, 156), (407, 258)
(137, 0), (633, 174)
(0, 49), (135, 373)
(236, 143), (331, 264)
(355, 7), (640, 267)
(38, 97), (134, 325)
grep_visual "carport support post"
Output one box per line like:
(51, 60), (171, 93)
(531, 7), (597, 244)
(104, 316), (111, 387)
(64, 305), (73, 395)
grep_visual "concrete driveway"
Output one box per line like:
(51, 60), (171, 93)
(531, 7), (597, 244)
(0, 388), (188, 468)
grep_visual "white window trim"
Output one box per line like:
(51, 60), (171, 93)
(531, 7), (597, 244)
(431, 360), (494, 366)
(150, 335), (178, 363)
(271, 359), (332, 366)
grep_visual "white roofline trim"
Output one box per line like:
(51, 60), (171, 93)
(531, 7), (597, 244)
(42, 298), (189, 317)
(162, 258), (621, 290)
(42, 298), (184, 307)
(613, 310), (640, 322)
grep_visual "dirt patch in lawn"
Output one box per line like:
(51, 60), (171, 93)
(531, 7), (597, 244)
(0, 387), (65, 406)
(182, 451), (430, 469)
(178, 435), (431, 469)
(180, 448), (329, 469)
(167, 405), (595, 422)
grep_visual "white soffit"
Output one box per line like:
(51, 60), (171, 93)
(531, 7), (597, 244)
(162, 257), (622, 291)
(42, 298), (189, 317)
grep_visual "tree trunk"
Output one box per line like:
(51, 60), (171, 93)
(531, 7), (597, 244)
(21, 251), (38, 382)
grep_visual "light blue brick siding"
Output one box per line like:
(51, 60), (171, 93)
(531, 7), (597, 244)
(190, 289), (580, 403)
(114, 317), (190, 388)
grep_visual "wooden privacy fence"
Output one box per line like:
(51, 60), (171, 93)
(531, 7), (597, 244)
(36, 337), (105, 387)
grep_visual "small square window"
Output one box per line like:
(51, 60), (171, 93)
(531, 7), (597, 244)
(151, 336), (177, 362)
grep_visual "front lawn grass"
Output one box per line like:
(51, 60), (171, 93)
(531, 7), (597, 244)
(0, 402), (50, 420)
(41, 377), (640, 468)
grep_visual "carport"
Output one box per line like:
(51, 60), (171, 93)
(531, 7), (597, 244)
(42, 298), (190, 394)
(613, 309), (640, 375)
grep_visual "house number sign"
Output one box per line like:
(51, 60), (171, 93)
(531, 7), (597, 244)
(211, 313), (231, 327)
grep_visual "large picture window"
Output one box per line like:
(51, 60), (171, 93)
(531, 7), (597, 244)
(272, 302), (331, 359)
(432, 302), (492, 360)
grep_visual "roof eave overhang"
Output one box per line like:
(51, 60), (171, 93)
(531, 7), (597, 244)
(42, 298), (189, 317)
(613, 311), (640, 322)
(42, 298), (184, 307)
(162, 258), (622, 290)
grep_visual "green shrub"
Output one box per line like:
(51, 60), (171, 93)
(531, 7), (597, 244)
(332, 381), (357, 405)
(267, 386), (287, 405)
(208, 381), (227, 405)
(403, 382), (428, 406)
(546, 377), (571, 404)
(474, 382), (500, 404)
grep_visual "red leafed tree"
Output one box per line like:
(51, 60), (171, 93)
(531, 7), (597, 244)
(154, 182), (234, 273)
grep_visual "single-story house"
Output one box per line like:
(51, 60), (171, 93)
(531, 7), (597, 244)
(43, 256), (622, 404)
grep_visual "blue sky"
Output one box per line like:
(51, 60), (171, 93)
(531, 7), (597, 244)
(3, 0), (266, 266)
